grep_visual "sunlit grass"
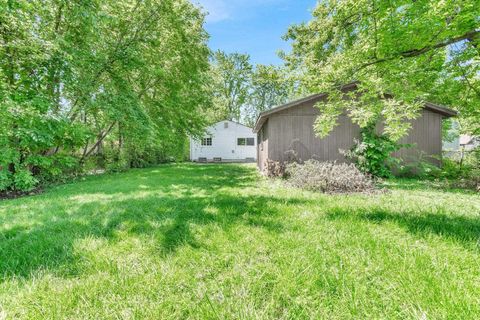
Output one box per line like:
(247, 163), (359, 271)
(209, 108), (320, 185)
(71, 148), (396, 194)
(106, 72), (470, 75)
(0, 163), (479, 319)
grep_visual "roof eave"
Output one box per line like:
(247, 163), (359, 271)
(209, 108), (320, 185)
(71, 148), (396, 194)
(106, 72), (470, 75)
(424, 102), (458, 118)
(253, 86), (457, 132)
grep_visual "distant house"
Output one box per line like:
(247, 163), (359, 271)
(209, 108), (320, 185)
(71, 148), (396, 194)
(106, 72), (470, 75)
(190, 120), (256, 162)
(459, 135), (480, 152)
(253, 83), (457, 171)
(444, 134), (479, 153)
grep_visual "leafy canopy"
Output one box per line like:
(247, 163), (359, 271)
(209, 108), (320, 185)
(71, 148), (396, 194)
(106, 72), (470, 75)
(0, 0), (212, 191)
(284, 0), (480, 139)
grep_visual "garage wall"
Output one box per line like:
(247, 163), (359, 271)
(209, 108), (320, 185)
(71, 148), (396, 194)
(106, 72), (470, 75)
(262, 100), (444, 167)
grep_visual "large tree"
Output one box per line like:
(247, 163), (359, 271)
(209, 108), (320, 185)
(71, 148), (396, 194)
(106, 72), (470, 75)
(0, 0), (212, 191)
(284, 0), (479, 140)
(210, 50), (252, 122)
(244, 64), (293, 127)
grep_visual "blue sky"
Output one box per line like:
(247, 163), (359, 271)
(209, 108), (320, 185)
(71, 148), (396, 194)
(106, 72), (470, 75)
(195, 0), (317, 65)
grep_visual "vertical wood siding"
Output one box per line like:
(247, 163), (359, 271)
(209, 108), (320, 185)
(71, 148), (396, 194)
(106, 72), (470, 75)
(392, 109), (443, 165)
(261, 101), (444, 167)
(257, 120), (269, 171)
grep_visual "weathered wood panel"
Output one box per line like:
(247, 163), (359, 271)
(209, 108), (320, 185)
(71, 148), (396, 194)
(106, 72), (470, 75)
(267, 100), (361, 163)
(263, 101), (444, 167)
(391, 109), (443, 165)
(257, 120), (269, 171)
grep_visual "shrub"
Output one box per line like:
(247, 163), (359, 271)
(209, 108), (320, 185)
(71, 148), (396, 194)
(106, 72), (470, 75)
(285, 160), (378, 193)
(0, 170), (13, 191)
(103, 148), (130, 173)
(343, 126), (402, 178)
(450, 172), (480, 192)
(264, 159), (286, 178)
(395, 153), (442, 179)
(13, 169), (39, 192)
(439, 158), (469, 179)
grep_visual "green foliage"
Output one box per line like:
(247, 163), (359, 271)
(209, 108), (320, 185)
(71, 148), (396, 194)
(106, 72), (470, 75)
(0, 170), (12, 191)
(0, 0), (212, 192)
(209, 52), (297, 126)
(284, 0), (479, 138)
(344, 126), (401, 178)
(244, 64), (294, 127)
(210, 51), (252, 122)
(13, 169), (38, 192)
(441, 158), (471, 179)
(395, 153), (442, 179)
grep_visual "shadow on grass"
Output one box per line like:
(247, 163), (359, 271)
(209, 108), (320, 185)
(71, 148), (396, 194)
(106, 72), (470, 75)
(327, 207), (480, 249)
(0, 164), (304, 281)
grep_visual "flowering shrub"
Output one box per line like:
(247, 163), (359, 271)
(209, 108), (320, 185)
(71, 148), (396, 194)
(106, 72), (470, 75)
(285, 160), (378, 193)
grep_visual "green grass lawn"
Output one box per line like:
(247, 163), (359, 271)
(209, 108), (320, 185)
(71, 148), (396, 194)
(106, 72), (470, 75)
(0, 164), (479, 319)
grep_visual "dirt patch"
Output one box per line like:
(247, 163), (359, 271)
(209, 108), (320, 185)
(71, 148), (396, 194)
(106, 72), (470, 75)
(0, 188), (43, 201)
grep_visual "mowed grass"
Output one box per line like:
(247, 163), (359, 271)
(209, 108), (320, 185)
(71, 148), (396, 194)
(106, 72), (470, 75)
(0, 164), (479, 319)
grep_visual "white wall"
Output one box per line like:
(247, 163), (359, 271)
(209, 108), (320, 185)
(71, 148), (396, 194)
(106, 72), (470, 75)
(190, 120), (257, 161)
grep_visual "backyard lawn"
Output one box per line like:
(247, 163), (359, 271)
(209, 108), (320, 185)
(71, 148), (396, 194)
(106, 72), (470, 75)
(0, 163), (479, 319)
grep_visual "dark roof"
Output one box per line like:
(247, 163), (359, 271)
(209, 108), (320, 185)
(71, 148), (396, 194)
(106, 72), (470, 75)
(253, 84), (457, 132)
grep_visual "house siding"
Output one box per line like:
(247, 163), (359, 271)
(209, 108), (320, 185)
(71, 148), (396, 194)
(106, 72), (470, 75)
(190, 120), (256, 162)
(392, 109), (443, 165)
(258, 100), (445, 169)
(257, 120), (269, 171)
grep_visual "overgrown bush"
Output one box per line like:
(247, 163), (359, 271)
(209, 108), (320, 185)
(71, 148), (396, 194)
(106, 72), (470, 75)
(285, 160), (378, 193)
(264, 159), (286, 178)
(343, 126), (402, 178)
(448, 170), (480, 192)
(395, 152), (442, 179)
(438, 155), (480, 192)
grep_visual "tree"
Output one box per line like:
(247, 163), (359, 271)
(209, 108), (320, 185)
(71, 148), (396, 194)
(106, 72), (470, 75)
(284, 0), (480, 139)
(210, 50), (252, 122)
(0, 0), (212, 192)
(244, 64), (293, 127)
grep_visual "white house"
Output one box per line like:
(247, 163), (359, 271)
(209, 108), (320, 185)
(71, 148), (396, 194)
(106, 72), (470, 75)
(190, 120), (257, 162)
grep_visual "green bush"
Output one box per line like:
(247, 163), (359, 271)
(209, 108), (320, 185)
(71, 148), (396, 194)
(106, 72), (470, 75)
(103, 148), (130, 173)
(0, 170), (13, 191)
(343, 126), (401, 178)
(395, 153), (442, 179)
(13, 169), (39, 192)
(440, 158), (469, 179)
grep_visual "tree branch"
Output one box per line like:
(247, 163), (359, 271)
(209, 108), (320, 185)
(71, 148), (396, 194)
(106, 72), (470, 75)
(81, 121), (117, 161)
(357, 30), (480, 71)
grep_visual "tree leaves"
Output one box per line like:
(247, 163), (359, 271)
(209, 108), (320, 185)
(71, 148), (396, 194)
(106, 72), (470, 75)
(284, 0), (480, 138)
(0, 0), (212, 191)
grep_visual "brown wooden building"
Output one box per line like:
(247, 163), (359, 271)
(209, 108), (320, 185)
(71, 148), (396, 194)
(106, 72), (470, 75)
(253, 85), (457, 171)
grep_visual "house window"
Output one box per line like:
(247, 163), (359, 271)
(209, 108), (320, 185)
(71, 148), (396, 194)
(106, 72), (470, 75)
(224, 122), (229, 128)
(201, 137), (212, 146)
(237, 138), (255, 146)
